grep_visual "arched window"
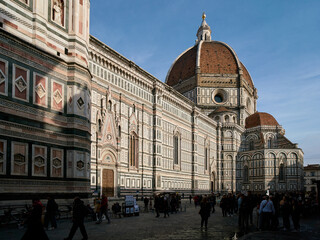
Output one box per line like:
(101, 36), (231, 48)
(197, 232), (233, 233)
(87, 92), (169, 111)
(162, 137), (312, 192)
(204, 147), (208, 171)
(246, 98), (251, 111)
(290, 153), (298, 175)
(129, 132), (138, 168)
(279, 164), (284, 181)
(92, 176), (95, 184)
(268, 138), (272, 148)
(118, 126), (121, 138)
(244, 166), (249, 182)
(249, 140), (254, 151)
(225, 115), (229, 123)
(269, 153), (276, 176)
(98, 119), (102, 132)
(174, 135), (179, 165)
(108, 100), (112, 111)
(133, 104), (136, 113)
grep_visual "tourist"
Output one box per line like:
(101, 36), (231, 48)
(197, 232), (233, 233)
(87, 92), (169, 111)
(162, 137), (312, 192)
(163, 196), (170, 218)
(199, 197), (211, 230)
(247, 191), (255, 225)
(96, 194), (110, 224)
(270, 195), (279, 230)
(280, 196), (291, 231)
(22, 198), (49, 240)
(259, 195), (275, 231)
(44, 196), (58, 230)
(154, 195), (160, 217)
(291, 199), (301, 231)
(170, 195), (177, 214)
(64, 197), (88, 240)
(220, 195), (227, 217)
(239, 194), (250, 233)
(144, 197), (149, 212)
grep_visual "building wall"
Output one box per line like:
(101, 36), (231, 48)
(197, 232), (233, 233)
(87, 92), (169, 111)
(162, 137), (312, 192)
(89, 37), (219, 197)
(304, 165), (320, 193)
(0, 1), (305, 202)
(0, 0), (91, 203)
(237, 126), (304, 193)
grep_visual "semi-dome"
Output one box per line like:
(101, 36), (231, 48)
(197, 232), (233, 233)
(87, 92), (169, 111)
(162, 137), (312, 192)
(245, 112), (279, 129)
(165, 15), (254, 91)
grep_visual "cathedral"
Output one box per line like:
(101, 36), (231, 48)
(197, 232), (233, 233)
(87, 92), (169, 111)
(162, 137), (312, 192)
(0, 1), (304, 203)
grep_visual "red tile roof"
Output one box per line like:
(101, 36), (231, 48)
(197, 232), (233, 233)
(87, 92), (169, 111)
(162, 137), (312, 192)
(245, 112), (279, 129)
(166, 46), (197, 86)
(200, 42), (238, 75)
(166, 41), (254, 89)
(240, 62), (254, 89)
(213, 106), (231, 113)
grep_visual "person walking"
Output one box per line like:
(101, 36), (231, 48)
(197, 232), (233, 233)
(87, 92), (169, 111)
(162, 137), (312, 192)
(170, 196), (177, 214)
(220, 195), (227, 217)
(209, 193), (216, 214)
(144, 197), (149, 212)
(64, 197), (88, 240)
(96, 194), (110, 224)
(247, 191), (255, 225)
(280, 196), (291, 231)
(259, 195), (275, 231)
(270, 195), (279, 230)
(163, 196), (169, 218)
(22, 198), (49, 240)
(291, 199), (301, 231)
(94, 197), (101, 221)
(199, 197), (211, 230)
(154, 195), (160, 217)
(239, 194), (250, 233)
(44, 196), (58, 230)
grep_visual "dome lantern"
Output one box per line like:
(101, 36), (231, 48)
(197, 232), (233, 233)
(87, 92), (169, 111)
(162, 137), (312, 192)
(196, 12), (212, 43)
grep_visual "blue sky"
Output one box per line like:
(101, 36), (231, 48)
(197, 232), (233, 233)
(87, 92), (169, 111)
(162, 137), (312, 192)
(90, 0), (320, 165)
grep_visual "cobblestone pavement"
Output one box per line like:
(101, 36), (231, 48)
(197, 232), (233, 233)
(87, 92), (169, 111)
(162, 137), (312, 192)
(1, 200), (319, 240)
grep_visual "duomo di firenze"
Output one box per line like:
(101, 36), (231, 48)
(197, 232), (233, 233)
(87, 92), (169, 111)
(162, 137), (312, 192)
(0, 0), (303, 203)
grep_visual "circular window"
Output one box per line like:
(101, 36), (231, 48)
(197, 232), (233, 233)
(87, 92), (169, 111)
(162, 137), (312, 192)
(212, 89), (228, 104)
(214, 94), (223, 103)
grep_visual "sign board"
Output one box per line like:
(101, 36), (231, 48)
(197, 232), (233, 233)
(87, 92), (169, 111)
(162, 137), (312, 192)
(125, 195), (135, 206)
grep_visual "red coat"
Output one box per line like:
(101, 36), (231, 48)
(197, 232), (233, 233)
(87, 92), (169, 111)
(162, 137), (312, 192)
(101, 197), (108, 209)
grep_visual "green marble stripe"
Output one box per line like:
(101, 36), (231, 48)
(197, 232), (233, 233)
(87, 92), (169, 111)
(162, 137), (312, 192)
(0, 113), (90, 138)
(0, 191), (92, 201)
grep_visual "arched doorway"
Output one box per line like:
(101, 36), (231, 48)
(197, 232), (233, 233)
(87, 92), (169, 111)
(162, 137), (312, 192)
(211, 172), (216, 192)
(102, 168), (114, 197)
(101, 152), (117, 197)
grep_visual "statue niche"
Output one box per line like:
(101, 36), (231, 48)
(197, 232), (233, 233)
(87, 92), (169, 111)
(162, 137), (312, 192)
(52, 0), (64, 26)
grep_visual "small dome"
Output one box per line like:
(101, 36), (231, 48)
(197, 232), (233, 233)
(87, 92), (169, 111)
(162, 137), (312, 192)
(208, 106), (231, 118)
(213, 106), (231, 113)
(245, 112), (279, 129)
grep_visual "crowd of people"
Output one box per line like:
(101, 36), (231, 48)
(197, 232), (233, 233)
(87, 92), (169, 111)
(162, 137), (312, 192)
(154, 194), (181, 217)
(15, 190), (319, 239)
(217, 191), (318, 234)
